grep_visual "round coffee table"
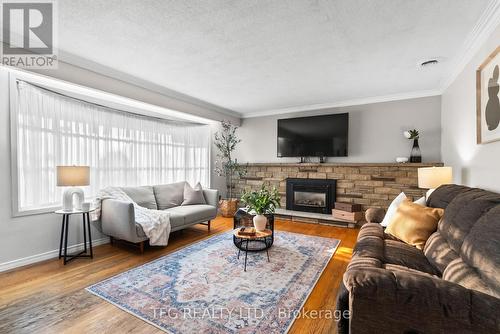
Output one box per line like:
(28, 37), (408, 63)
(233, 229), (272, 272)
(233, 209), (274, 251)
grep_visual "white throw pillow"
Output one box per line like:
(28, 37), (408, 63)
(381, 192), (407, 227)
(414, 196), (426, 206)
(381, 193), (428, 227)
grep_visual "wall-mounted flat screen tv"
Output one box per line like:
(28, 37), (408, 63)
(277, 113), (348, 157)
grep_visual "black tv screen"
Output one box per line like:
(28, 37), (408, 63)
(277, 113), (348, 157)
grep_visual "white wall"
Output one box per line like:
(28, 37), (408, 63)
(441, 22), (500, 192)
(0, 64), (233, 270)
(234, 96), (442, 163)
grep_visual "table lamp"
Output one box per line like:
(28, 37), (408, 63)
(57, 166), (90, 211)
(418, 166), (453, 198)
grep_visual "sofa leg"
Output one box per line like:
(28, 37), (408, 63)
(109, 236), (114, 245)
(139, 241), (145, 254)
(207, 220), (211, 231)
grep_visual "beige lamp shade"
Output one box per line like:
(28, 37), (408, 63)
(56, 166), (90, 186)
(418, 167), (452, 189)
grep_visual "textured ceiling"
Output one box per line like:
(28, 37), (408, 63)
(57, 0), (491, 116)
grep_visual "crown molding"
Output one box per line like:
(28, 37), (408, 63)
(440, 0), (500, 91)
(7, 1), (498, 121)
(243, 1), (500, 119)
(241, 89), (442, 118)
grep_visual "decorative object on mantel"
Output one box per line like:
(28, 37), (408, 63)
(404, 129), (422, 163)
(396, 157), (409, 163)
(476, 46), (500, 144)
(241, 184), (280, 231)
(214, 120), (247, 217)
(57, 166), (90, 211)
(418, 166), (453, 199)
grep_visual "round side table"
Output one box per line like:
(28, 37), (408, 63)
(233, 228), (272, 272)
(54, 209), (95, 265)
(233, 209), (274, 251)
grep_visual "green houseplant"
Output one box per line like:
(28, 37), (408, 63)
(214, 120), (247, 217)
(241, 184), (280, 231)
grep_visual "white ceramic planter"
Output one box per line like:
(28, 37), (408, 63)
(253, 214), (267, 231)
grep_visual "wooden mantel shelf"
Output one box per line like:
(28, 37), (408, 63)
(239, 162), (443, 167)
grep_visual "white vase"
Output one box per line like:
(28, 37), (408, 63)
(253, 214), (267, 231)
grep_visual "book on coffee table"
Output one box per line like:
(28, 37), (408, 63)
(239, 227), (256, 236)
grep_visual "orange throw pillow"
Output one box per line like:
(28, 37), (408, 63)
(385, 199), (444, 250)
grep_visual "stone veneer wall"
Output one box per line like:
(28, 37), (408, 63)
(234, 163), (443, 211)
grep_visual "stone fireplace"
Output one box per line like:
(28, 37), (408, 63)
(286, 178), (336, 214)
(234, 163), (443, 213)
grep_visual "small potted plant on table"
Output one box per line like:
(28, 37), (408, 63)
(241, 184), (280, 231)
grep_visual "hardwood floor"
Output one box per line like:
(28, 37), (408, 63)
(0, 217), (358, 334)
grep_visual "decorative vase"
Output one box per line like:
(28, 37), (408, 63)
(410, 138), (422, 163)
(253, 214), (267, 231)
(219, 198), (239, 217)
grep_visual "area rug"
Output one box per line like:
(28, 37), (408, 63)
(86, 230), (340, 333)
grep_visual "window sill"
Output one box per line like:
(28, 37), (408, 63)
(13, 197), (97, 218)
(13, 205), (62, 218)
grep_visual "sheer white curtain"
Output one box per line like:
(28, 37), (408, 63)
(15, 81), (211, 212)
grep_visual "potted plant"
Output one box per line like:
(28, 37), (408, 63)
(241, 184), (280, 231)
(404, 129), (422, 163)
(214, 120), (247, 217)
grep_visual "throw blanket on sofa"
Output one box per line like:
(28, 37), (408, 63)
(92, 187), (171, 246)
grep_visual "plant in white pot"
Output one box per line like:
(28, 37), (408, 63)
(214, 120), (247, 217)
(241, 185), (280, 231)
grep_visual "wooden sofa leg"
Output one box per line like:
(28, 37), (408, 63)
(110, 236), (114, 245)
(139, 241), (145, 254)
(208, 220), (211, 231)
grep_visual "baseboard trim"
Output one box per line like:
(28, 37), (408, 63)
(0, 237), (110, 273)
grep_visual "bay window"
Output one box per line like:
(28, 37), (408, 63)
(13, 80), (210, 214)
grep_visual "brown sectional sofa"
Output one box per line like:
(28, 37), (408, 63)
(337, 184), (500, 333)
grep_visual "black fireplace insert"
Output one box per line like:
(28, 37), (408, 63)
(286, 178), (336, 214)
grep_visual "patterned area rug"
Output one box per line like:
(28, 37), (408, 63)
(87, 230), (340, 333)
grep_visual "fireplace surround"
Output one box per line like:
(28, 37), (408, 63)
(286, 178), (336, 214)
(234, 163), (441, 213)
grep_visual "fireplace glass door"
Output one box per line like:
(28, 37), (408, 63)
(286, 178), (337, 214)
(293, 191), (326, 208)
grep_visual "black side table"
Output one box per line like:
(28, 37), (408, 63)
(55, 209), (95, 265)
(233, 208), (274, 251)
